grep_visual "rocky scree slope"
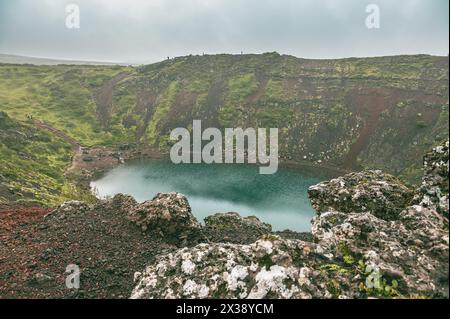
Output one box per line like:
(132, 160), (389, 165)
(131, 140), (449, 299)
(0, 192), (286, 298)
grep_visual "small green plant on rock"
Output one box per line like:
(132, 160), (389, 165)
(358, 264), (400, 298)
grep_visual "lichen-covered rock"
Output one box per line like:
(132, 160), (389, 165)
(204, 212), (272, 244)
(127, 192), (203, 243)
(132, 202), (448, 299)
(414, 140), (449, 217)
(308, 170), (414, 220)
(311, 205), (449, 298)
(131, 236), (358, 299)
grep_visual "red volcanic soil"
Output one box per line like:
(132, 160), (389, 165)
(0, 206), (51, 237)
(0, 202), (307, 299)
(0, 206), (51, 298)
(0, 203), (173, 299)
(342, 88), (394, 169)
(95, 72), (130, 129)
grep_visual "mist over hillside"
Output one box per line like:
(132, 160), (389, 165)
(0, 54), (119, 66)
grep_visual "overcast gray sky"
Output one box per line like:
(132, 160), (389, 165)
(0, 0), (448, 63)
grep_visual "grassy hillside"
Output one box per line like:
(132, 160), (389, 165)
(129, 53), (448, 182)
(0, 64), (133, 145)
(0, 53), (448, 197)
(0, 112), (95, 205)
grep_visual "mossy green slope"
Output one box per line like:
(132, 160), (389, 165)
(0, 112), (95, 206)
(129, 53), (449, 182)
(0, 64), (133, 146)
(1, 53), (448, 191)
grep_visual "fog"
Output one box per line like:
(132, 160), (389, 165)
(0, 0), (448, 63)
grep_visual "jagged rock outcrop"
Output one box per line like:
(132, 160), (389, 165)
(131, 143), (449, 299)
(308, 170), (414, 220)
(131, 236), (358, 299)
(312, 206), (448, 298)
(414, 140), (449, 217)
(126, 192), (203, 243)
(131, 204), (448, 299)
(204, 212), (272, 244)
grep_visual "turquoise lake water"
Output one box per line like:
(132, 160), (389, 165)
(90, 159), (327, 232)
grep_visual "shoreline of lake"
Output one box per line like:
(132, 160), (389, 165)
(75, 144), (348, 181)
(89, 157), (329, 232)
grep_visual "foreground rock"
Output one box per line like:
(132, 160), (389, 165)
(414, 140), (449, 217)
(131, 236), (356, 299)
(132, 202), (448, 299)
(308, 170), (414, 220)
(107, 193), (306, 245)
(126, 193), (204, 245)
(0, 197), (175, 299)
(312, 206), (448, 298)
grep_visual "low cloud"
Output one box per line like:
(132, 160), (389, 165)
(0, 0), (448, 63)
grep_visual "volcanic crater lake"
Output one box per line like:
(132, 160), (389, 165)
(90, 159), (329, 232)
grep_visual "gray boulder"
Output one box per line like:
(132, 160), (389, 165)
(414, 140), (449, 217)
(204, 212), (272, 244)
(127, 192), (203, 243)
(132, 200), (448, 299)
(308, 170), (414, 220)
(312, 205), (448, 298)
